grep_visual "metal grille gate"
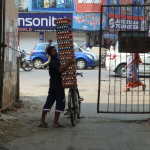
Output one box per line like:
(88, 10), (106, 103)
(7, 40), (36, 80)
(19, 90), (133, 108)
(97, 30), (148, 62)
(97, 3), (150, 113)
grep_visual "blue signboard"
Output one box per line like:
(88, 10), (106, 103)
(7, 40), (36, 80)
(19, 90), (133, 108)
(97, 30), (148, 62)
(106, 0), (144, 16)
(72, 13), (106, 31)
(28, 0), (75, 12)
(18, 13), (72, 32)
(103, 32), (118, 39)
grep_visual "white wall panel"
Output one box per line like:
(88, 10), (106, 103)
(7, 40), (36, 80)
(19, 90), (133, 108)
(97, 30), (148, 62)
(19, 32), (87, 58)
(45, 32), (57, 43)
(73, 32), (86, 48)
(20, 32), (40, 57)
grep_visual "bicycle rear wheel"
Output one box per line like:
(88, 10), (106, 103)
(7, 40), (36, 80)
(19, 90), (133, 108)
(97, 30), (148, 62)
(68, 88), (76, 126)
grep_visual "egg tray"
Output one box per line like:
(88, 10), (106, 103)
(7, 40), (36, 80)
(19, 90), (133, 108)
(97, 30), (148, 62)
(55, 18), (77, 87)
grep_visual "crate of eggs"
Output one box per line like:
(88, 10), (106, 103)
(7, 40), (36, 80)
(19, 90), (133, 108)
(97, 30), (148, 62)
(55, 18), (77, 87)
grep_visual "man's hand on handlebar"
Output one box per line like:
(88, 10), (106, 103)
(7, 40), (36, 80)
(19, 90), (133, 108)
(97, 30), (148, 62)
(76, 72), (83, 77)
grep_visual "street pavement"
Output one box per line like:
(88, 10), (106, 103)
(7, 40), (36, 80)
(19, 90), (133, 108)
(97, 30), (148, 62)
(1, 68), (150, 150)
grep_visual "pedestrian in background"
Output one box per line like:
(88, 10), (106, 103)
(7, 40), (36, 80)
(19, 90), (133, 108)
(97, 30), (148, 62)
(124, 53), (146, 92)
(107, 42), (115, 56)
(108, 41), (113, 49)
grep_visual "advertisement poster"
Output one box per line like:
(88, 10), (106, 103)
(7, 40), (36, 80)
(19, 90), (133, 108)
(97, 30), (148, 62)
(106, 0), (120, 14)
(75, 0), (106, 12)
(28, 0), (75, 12)
(120, 0), (144, 16)
(120, 0), (132, 15)
(19, 0), (28, 12)
(106, 0), (144, 16)
(73, 13), (106, 31)
(39, 32), (44, 42)
(18, 13), (72, 32)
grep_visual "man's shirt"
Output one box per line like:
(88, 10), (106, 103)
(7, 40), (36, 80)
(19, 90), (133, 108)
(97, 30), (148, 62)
(49, 56), (61, 87)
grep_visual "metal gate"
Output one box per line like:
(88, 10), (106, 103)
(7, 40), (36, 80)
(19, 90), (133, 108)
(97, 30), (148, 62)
(97, 3), (150, 113)
(0, 0), (5, 108)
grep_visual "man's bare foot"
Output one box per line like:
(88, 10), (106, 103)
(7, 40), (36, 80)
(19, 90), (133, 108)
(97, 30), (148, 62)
(40, 122), (48, 125)
(142, 84), (146, 91)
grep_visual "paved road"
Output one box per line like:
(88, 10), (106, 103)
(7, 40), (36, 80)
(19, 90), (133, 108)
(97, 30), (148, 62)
(20, 68), (150, 118)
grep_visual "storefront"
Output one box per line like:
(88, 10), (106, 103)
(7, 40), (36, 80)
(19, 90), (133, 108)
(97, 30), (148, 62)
(18, 13), (86, 55)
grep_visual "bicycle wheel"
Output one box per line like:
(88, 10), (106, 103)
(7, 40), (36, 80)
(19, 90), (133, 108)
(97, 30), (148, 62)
(68, 88), (76, 126)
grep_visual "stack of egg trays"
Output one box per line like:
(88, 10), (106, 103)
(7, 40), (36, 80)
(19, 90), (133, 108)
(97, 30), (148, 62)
(55, 18), (77, 88)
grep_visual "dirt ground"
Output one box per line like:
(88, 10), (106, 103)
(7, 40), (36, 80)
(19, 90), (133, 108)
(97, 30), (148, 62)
(0, 96), (44, 145)
(0, 94), (82, 146)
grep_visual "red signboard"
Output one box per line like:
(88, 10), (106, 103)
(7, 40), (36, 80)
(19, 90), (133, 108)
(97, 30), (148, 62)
(75, 0), (106, 12)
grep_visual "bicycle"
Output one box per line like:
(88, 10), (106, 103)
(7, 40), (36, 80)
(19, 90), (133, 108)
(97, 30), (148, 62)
(66, 72), (84, 126)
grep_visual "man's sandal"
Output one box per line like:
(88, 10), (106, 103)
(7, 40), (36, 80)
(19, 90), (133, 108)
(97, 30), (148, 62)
(38, 123), (48, 128)
(53, 124), (64, 128)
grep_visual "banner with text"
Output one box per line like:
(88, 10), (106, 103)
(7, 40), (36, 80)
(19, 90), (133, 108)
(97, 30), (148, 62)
(18, 13), (72, 32)
(75, 0), (106, 12)
(107, 17), (147, 31)
(73, 13), (106, 31)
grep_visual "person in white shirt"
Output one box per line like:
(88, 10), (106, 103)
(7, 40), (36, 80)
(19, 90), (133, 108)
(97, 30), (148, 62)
(107, 42), (115, 56)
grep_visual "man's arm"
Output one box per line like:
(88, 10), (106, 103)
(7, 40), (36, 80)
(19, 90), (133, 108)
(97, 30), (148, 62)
(58, 58), (75, 73)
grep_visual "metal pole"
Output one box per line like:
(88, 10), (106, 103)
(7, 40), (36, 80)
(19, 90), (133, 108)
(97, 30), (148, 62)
(0, 0), (3, 109)
(97, 5), (103, 113)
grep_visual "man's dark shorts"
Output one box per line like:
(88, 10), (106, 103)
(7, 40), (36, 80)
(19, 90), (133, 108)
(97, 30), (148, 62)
(43, 86), (65, 112)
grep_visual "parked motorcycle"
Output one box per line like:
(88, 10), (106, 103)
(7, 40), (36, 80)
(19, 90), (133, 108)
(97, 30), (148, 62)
(18, 49), (34, 71)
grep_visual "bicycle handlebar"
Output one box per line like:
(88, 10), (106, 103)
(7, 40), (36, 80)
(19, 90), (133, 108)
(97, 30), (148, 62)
(76, 72), (83, 77)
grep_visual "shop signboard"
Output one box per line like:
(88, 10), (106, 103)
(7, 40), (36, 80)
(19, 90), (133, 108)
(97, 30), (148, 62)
(73, 13), (106, 31)
(75, 0), (106, 12)
(28, 0), (75, 12)
(107, 17), (147, 31)
(106, 0), (144, 16)
(18, 13), (72, 32)
(103, 32), (118, 39)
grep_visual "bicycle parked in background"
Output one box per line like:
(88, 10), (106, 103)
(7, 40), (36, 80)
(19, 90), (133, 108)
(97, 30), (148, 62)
(66, 72), (84, 126)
